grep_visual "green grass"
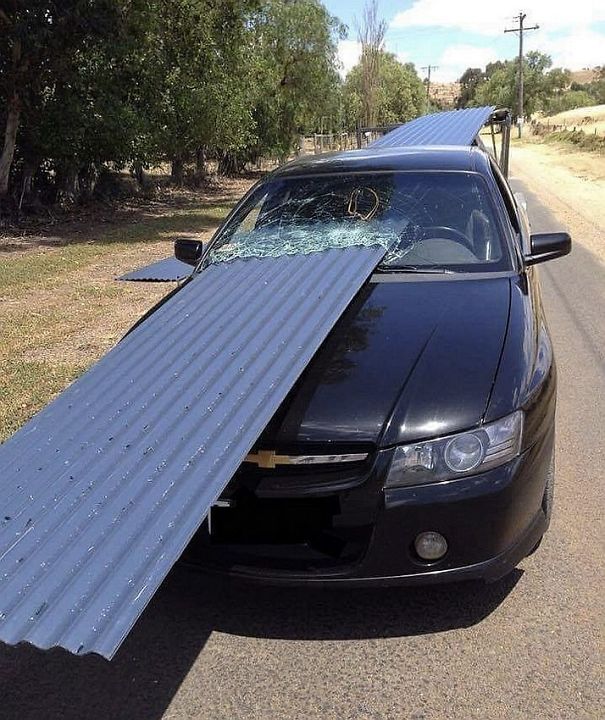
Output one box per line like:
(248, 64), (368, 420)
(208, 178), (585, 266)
(0, 360), (85, 442)
(0, 204), (230, 295)
(0, 197), (233, 441)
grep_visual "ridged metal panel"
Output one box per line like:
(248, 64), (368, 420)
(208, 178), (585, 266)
(0, 247), (384, 659)
(371, 107), (495, 148)
(117, 256), (191, 282)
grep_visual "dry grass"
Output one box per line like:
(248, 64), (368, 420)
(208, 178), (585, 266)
(0, 177), (254, 442)
(569, 69), (599, 85)
(543, 104), (605, 123)
(535, 104), (605, 137)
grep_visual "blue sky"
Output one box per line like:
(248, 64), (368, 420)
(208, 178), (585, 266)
(323, 0), (605, 81)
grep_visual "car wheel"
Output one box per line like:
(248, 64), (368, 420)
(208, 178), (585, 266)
(526, 450), (555, 557)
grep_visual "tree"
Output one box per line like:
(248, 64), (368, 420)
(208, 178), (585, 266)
(0, 5), (23, 197)
(140, 0), (259, 183)
(0, 1), (153, 203)
(585, 66), (605, 105)
(229, 0), (344, 169)
(0, 2), (103, 197)
(343, 52), (425, 128)
(356, 0), (387, 127)
(0, 0), (346, 204)
(485, 60), (507, 79)
(544, 89), (596, 115)
(473, 52), (570, 118)
(456, 68), (484, 108)
(474, 64), (516, 111)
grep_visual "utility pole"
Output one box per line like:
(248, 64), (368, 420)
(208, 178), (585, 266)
(422, 65), (439, 109)
(504, 12), (539, 137)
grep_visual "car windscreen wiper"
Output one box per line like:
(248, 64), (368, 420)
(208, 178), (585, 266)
(376, 265), (457, 274)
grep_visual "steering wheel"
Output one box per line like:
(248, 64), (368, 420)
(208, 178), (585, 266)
(421, 226), (475, 253)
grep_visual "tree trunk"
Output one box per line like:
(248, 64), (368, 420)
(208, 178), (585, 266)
(56, 162), (80, 206)
(78, 164), (99, 200)
(218, 151), (242, 176)
(194, 146), (206, 186)
(132, 161), (145, 186)
(196, 147), (206, 173)
(171, 155), (184, 186)
(18, 157), (38, 211)
(0, 93), (21, 197)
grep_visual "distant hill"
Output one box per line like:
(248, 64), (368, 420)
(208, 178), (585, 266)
(569, 68), (600, 86)
(428, 82), (460, 109)
(538, 104), (605, 137)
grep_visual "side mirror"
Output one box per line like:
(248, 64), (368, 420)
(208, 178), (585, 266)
(525, 232), (571, 266)
(174, 238), (203, 266)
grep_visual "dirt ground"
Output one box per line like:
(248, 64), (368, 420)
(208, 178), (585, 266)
(510, 139), (605, 261)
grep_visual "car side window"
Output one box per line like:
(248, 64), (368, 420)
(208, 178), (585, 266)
(232, 196), (266, 237)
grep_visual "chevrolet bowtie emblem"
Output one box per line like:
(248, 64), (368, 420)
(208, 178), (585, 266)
(244, 450), (292, 469)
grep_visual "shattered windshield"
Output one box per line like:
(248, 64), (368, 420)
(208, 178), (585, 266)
(207, 171), (512, 272)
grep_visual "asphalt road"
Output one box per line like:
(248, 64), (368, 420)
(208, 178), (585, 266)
(1, 170), (603, 720)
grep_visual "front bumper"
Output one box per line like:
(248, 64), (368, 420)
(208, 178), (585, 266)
(182, 428), (554, 586)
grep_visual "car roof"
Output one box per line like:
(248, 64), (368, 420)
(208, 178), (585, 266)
(272, 146), (492, 179)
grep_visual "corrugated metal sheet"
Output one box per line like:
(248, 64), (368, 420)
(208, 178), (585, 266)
(371, 106), (495, 148)
(0, 246), (384, 659)
(117, 257), (192, 282)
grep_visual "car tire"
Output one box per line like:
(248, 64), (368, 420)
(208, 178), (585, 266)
(526, 450), (555, 557)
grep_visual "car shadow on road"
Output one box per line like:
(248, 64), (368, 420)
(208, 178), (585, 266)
(202, 568), (523, 641)
(0, 565), (521, 720)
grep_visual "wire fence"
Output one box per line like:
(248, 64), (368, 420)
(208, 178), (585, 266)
(529, 120), (605, 153)
(247, 125), (405, 170)
(299, 127), (396, 157)
(531, 119), (603, 137)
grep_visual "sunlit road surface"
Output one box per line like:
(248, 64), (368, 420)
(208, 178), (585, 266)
(1, 159), (603, 720)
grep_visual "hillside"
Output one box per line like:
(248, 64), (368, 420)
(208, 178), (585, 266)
(569, 68), (600, 85)
(537, 104), (605, 137)
(428, 81), (460, 109)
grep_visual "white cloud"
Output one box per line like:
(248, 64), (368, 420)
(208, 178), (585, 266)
(391, 0), (605, 36)
(428, 28), (605, 82)
(340, 5), (604, 82)
(393, 50), (411, 65)
(433, 44), (498, 82)
(337, 40), (361, 77)
(534, 28), (605, 70)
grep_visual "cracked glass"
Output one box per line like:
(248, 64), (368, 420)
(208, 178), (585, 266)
(207, 172), (512, 272)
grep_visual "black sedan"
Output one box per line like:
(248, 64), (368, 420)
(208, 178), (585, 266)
(178, 144), (571, 586)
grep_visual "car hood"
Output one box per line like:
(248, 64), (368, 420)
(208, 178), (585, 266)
(259, 274), (511, 449)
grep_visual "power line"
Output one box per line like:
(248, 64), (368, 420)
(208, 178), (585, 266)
(504, 12), (539, 137)
(422, 65), (439, 107)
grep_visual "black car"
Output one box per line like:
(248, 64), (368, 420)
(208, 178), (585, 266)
(0, 115), (574, 659)
(179, 143), (571, 586)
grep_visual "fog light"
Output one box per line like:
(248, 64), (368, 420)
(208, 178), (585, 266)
(414, 531), (448, 561)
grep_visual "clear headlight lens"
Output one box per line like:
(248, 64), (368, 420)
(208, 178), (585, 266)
(444, 433), (484, 472)
(385, 411), (523, 488)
